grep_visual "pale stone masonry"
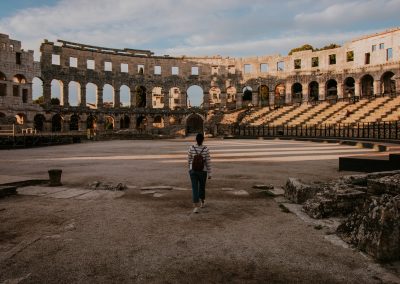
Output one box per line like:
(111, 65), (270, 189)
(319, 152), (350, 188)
(0, 28), (399, 133)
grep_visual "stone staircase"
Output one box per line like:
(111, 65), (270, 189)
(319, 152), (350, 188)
(288, 102), (330, 126)
(324, 99), (369, 124)
(271, 104), (311, 126)
(341, 96), (390, 124)
(305, 101), (349, 125)
(252, 105), (295, 125)
(368, 96), (400, 122)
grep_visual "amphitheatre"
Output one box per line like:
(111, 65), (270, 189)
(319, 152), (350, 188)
(0, 27), (400, 283)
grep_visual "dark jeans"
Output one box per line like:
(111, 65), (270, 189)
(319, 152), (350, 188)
(189, 170), (207, 203)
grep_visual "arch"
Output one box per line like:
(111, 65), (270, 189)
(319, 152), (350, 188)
(258, 85), (269, 107)
(34, 114), (46, 132)
(226, 86), (237, 109)
(187, 85), (204, 108)
(120, 85), (130, 107)
(169, 87), (181, 109)
(242, 86), (253, 105)
(32, 77), (44, 103)
(0, 112), (5, 118)
(68, 81), (80, 107)
(326, 79), (338, 99)
(136, 86), (146, 108)
(209, 87), (221, 107)
(52, 114), (62, 132)
(136, 115), (146, 132)
(152, 87), (164, 108)
(86, 83), (98, 109)
(105, 115), (114, 130)
(152, 115), (164, 128)
(0, 71), (6, 81)
(274, 83), (285, 106)
(69, 114), (79, 131)
(309, 81), (319, 102)
(51, 79), (63, 105)
(120, 114), (130, 129)
(186, 114), (204, 134)
(381, 71), (396, 95)
(291, 83), (302, 103)
(343, 77), (355, 98)
(15, 113), (26, 125)
(361, 74), (374, 97)
(13, 74), (27, 84)
(103, 84), (114, 108)
(86, 114), (97, 129)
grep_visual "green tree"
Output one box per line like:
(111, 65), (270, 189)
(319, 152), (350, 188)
(288, 44), (314, 55)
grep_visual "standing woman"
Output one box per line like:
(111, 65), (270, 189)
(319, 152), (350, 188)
(188, 133), (212, 213)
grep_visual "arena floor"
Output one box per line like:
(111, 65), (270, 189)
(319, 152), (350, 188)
(0, 139), (399, 283)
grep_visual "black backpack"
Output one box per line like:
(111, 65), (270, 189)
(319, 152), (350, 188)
(192, 146), (206, 171)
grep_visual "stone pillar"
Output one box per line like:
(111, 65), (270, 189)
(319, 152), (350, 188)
(62, 83), (69, 107)
(220, 92), (227, 108)
(252, 91), (258, 107)
(203, 92), (210, 109)
(163, 92), (170, 109)
(236, 92), (243, 108)
(43, 81), (51, 104)
(354, 81), (361, 98)
(337, 82), (343, 99)
(302, 84), (309, 102)
(269, 91), (275, 106)
(395, 77), (400, 93)
(28, 83), (33, 104)
(146, 91), (152, 108)
(114, 89), (120, 108)
(97, 88), (103, 108)
(80, 85), (86, 107)
(182, 92), (188, 108)
(131, 88), (136, 108)
(285, 91), (291, 104)
(318, 83), (326, 101)
(374, 80), (382, 96)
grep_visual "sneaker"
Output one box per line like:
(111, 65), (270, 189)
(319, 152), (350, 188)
(193, 207), (199, 213)
(200, 200), (205, 208)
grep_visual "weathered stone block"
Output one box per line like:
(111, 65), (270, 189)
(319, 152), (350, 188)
(284, 178), (319, 204)
(367, 174), (400, 195)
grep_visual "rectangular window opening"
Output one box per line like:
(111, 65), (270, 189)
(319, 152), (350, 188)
(172, 66), (179, 75)
(52, 54), (60, 65)
(211, 66), (219, 75)
(365, 53), (370, 65)
(379, 43), (385, 50)
(277, 61), (284, 71)
(16, 52), (21, 65)
(87, 59), (95, 70)
(13, 85), (19, 97)
(121, 63), (128, 73)
(260, 63), (268, 73)
(387, 48), (393, 61)
(294, 59), (301, 70)
(69, 57), (78, 68)
(372, 45), (377, 52)
(312, 57), (319, 67)
(346, 51), (354, 62)
(191, 66), (199, 75)
(228, 65), (235, 74)
(329, 54), (336, 65)
(244, 64), (252, 74)
(22, 89), (28, 103)
(0, 83), (7, 96)
(138, 64), (144, 74)
(154, 65), (161, 75)
(104, 61), (112, 71)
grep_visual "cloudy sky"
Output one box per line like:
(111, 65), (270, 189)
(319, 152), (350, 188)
(1, 0), (399, 60)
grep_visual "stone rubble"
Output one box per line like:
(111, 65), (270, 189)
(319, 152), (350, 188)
(88, 181), (127, 191)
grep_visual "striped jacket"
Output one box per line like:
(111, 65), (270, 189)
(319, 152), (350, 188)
(188, 144), (212, 176)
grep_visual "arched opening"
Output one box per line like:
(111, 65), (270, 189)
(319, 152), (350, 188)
(187, 85), (203, 108)
(326, 79), (338, 99)
(209, 87), (221, 107)
(103, 84), (114, 108)
(69, 114), (79, 131)
(309, 81), (319, 102)
(361, 74), (374, 98)
(343, 77), (355, 98)
(68, 81), (80, 107)
(86, 115), (97, 129)
(258, 85), (269, 107)
(51, 79), (63, 105)
(120, 85), (130, 107)
(381, 72), (396, 95)
(226, 86), (237, 109)
(0, 71), (6, 81)
(136, 86), (146, 108)
(32, 77), (43, 103)
(52, 114), (62, 132)
(153, 115), (164, 128)
(152, 87), (164, 108)
(104, 115), (114, 130)
(242, 86), (252, 106)
(13, 74), (27, 84)
(291, 83), (303, 103)
(169, 87), (182, 109)
(34, 114), (46, 131)
(15, 113), (26, 125)
(120, 115), (130, 129)
(136, 115), (146, 132)
(86, 83), (98, 109)
(274, 83), (285, 106)
(0, 112), (6, 118)
(186, 114), (204, 134)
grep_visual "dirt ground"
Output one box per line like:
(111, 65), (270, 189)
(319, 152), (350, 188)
(0, 138), (399, 283)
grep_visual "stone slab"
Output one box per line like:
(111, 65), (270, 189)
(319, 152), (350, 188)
(75, 190), (125, 200)
(231, 190), (249, 196)
(221, 187), (235, 191)
(18, 186), (69, 196)
(46, 188), (91, 199)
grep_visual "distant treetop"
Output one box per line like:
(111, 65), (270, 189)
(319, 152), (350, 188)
(289, 43), (341, 55)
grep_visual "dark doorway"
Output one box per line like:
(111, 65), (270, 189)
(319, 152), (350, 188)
(34, 114), (46, 131)
(186, 114), (203, 134)
(70, 114), (79, 131)
(120, 115), (130, 129)
(52, 114), (62, 132)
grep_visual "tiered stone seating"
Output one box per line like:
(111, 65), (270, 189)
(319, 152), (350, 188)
(289, 102), (329, 126)
(323, 99), (369, 125)
(363, 96), (400, 122)
(306, 101), (349, 125)
(241, 107), (271, 124)
(341, 96), (390, 124)
(252, 105), (295, 125)
(220, 109), (246, 124)
(271, 104), (311, 126)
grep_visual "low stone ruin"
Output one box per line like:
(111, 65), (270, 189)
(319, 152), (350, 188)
(88, 181), (127, 191)
(284, 170), (400, 261)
